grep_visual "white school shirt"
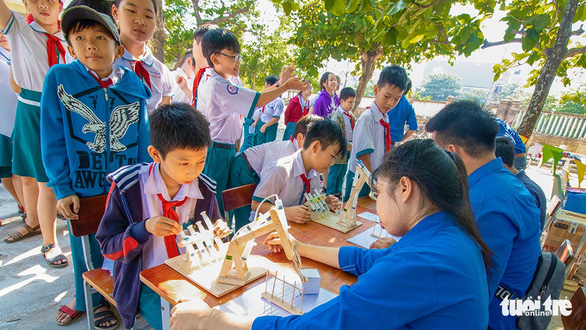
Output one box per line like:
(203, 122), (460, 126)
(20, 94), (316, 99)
(84, 64), (124, 86)
(198, 69), (259, 144)
(115, 48), (174, 115)
(170, 68), (193, 104)
(252, 149), (320, 212)
(336, 106), (354, 142)
(259, 97), (284, 123)
(0, 47), (17, 137)
(2, 12), (68, 93)
(138, 163), (204, 269)
(243, 139), (300, 174)
(348, 102), (389, 173)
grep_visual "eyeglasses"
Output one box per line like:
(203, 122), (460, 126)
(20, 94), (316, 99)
(216, 52), (242, 62)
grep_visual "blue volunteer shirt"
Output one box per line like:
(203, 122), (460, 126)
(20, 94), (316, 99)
(496, 118), (526, 154)
(387, 95), (417, 142)
(468, 158), (541, 329)
(253, 211), (489, 330)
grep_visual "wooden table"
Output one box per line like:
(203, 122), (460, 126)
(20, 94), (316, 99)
(140, 197), (377, 325)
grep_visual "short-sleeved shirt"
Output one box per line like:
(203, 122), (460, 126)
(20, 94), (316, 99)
(387, 95), (418, 142)
(198, 69), (259, 144)
(259, 97), (284, 123)
(2, 12), (67, 93)
(170, 68), (193, 104)
(496, 118), (527, 154)
(516, 170), (547, 229)
(138, 163), (203, 269)
(243, 139), (300, 174)
(309, 94), (319, 108)
(333, 107), (354, 142)
(348, 102), (389, 173)
(253, 211), (489, 329)
(252, 149), (320, 209)
(115, 48), (174, 115)
(468, 158), (541, 329)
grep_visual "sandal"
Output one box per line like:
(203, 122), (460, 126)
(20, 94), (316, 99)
(55, 305), (83, 326)
(93, 301), (119, 330)
(4, 223), (41, 243)
(41, 244), (69, 268)
(17, 204), (24, 214)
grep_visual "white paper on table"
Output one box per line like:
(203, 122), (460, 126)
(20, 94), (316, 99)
(347, 224), (402, 249)
(0, 60), (17, 137)
(216, 279), (337, 317)
(356, 212), (379, 222)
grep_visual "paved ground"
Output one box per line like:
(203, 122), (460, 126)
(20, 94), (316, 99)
(0, 162), (581, 329)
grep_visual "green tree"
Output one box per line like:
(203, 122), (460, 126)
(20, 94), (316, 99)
(485, 0), (586, 137)
(421, 73), (461, 101)
(460, 88), (488, 103)
(556, 100), (586, 114)
(289, 0), (494, 110)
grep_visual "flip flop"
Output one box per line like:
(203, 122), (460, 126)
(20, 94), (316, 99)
(41, 244), (69, 268)
(56, 305), (83, 326)
(4, 223), (41, 243)
(93, 301), (119, 330)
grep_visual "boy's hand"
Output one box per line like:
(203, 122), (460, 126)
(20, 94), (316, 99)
(176, 75), (188, 89)
(145, 216), (182, 237)
(57, 195), (80, 220)
(325, 194), (341, 211)
(369, 237), (397, 249)
(284, 205), (311, 224)
(285, 77), (309, 91)
(263, 231), (298, 254)
(278, 63), (296, 85)
(260, 124), (267, 133)
(347, 142), (353, 151)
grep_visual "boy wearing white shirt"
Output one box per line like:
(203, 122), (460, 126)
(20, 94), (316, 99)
(253, 75), (284, 145)
(344, 65), (408, 202)
(196, 27), (307, 212)
(171, 49), (195, 104)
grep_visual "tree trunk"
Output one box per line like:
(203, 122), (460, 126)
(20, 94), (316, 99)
(517, 0), (579, 138)
(151, 0), (166, 62)
(353, 49), (383, 112)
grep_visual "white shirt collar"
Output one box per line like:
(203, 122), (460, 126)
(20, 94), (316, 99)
(121, 47), (155, 66)
(83, 64), (124, 85)
(291, 149), (318, 180)
(369, 101), (388, 123)
(143, 163), (203, 202)
(29, 21), (65, 41)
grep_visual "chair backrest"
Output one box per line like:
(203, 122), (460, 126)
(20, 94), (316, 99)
(561, 287), (586, 329)
(554, 239), (575, 266)
(221, 183), (257, 215)
(68, 194), (108, 237)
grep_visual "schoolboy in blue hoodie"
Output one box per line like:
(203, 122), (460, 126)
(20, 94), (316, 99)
(40, 6), (151, 328)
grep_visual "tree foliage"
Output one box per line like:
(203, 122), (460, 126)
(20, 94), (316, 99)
(421, 73), (461, 101)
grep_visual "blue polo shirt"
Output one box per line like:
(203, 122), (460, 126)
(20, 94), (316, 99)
(496, 118), (526, 154)
(253, 211), (489, 330)
(468, 158), (541, 329)
(387, 95), (418, 142)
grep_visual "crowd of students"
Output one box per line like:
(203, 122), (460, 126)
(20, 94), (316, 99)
(0, 0), (547, 329)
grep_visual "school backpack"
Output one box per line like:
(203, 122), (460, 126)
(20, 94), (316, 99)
(495, 252), (566, 329)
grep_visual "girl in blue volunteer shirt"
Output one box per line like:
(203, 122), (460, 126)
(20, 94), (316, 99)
(169, 139), (493, 330)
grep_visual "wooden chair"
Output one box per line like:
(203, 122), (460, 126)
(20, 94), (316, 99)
(555, 239), (576, 280)
(69, 194), (138, 330)
(561, 286), (586, 330)
(542, 195), (563, 239)
(221, 183), (257, 229)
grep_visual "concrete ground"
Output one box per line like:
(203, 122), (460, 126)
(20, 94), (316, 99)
(0, 161), (582, 329)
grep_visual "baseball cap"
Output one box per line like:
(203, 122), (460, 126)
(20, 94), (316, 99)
(61, 6), (120, 45)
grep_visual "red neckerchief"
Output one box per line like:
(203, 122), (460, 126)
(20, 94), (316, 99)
(88, 71), (113, 88)
(342, 110), (355, 130)
(300, 173), (311, 194)
(132, 60), (151, 89)
(148, 164), (188, 258)
(191, 67), (208, 108)
(27, 16), (64, 67)
(379, 119), (391, 153)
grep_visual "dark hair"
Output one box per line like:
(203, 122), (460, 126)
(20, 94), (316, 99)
(149, 103), (211, 158)
(66, 0), (114, 17)
(303, 118), (347, 155)
(174, 50), (194, 70)
(319, 71), (334, 91)
(193, 23), (218, 43)
(426, 100), (498, 157)
(377, 65), (408, 91)
(113, 0), (158, 15)
(265, 75), (279, 86)
(372, 139), (493, 273)
(201, 28), (240, 69)
(494, 136), (515, 167)
(404, 78), (412, 95)
(339, 87), (356, 101)
(293, 114), (323, 138)
(65, 19), (118, 46)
